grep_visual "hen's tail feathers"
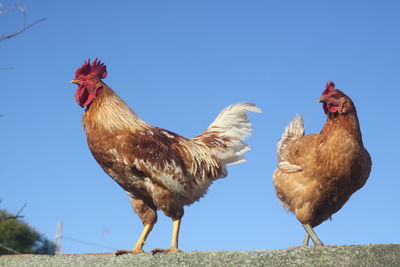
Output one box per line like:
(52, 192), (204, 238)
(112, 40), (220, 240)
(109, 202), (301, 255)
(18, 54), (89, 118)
(195, 103), (262, 166)
(277, 114), (304, 162)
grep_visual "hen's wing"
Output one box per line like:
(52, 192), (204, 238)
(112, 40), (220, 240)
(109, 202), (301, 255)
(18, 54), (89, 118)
(272, 115), (321, 212)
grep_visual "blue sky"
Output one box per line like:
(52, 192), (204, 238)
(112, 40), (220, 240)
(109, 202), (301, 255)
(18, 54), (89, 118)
(1, 0), (399, 254)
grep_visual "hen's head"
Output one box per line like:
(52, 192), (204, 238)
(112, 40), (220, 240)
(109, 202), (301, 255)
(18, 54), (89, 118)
(71, 58), (107, 107)
(319, 81), (354, 115)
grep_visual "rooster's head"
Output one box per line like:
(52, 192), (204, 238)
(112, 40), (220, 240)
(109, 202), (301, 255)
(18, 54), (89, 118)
(71, 58), (107, 107)
(319, 81), (354, 115)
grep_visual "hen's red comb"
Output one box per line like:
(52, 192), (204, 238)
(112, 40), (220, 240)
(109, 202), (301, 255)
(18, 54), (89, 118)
(322, 81), (335, 95)
(75, 58), (107, 79)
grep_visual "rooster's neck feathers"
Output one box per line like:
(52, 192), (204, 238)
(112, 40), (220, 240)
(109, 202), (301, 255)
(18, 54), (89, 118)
(83, 86), (150, 132)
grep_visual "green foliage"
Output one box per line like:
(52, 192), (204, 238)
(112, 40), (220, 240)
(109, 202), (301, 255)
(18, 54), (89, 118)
(0, 209), (55, 255)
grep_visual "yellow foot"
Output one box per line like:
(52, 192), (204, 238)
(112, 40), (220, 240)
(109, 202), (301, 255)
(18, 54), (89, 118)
(115, 249), (144, 256)
(151, 248), (183, 255)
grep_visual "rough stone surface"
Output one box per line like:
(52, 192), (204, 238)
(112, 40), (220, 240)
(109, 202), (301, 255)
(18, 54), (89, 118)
(0, 244), (399, 267)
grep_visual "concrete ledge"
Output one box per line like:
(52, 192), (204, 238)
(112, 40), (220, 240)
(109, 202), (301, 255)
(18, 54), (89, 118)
(1, 244), (399, 267)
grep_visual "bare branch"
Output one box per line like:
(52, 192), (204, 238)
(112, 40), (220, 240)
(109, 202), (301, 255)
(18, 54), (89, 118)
(0, 17), (47, 41)
(14, 202), (27, 218)
(0, 202), (25, 254)
(0, 203), (26, 223)
(0, 243), (20, 254)
(0, 2), (47, 42)
(0, 2), (19, 15)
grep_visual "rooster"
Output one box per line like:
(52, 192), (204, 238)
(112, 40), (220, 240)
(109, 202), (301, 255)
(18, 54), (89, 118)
(71, 59), (261, 254)
(273, 81), (371, 246)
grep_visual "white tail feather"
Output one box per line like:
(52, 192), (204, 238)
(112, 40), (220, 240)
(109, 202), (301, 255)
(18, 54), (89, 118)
(205, 103), (261, 165)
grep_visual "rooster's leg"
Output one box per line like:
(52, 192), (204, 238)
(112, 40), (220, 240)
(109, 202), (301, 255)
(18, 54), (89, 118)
(133, 223), (154, 252)
(115, 198), (157, 255)
(115, 224), (154, 255)
(302, 232), (310, 246)
(302, 224), (324, 246)
(151, 219), (183, 254)
(169, 219), (181, 250)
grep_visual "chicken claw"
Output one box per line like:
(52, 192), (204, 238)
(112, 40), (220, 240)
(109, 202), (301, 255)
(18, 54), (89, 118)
(114, 223), (154, 256)
(151, 219), (183, 254)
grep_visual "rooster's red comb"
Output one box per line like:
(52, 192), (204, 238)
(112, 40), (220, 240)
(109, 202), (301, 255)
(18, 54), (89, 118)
(322, 81), (335, 95)
(75, 58), (107, 79)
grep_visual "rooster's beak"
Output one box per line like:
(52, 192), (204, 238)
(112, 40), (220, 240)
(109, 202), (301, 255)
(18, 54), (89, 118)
(71, 79), (81, 85)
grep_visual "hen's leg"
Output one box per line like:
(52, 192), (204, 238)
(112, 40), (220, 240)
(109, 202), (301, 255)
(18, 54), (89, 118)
(302, 224), (324, 246)
(302, 232), (310, 246)
(115, 198), (157, 255)
(151, 208), (184, 254)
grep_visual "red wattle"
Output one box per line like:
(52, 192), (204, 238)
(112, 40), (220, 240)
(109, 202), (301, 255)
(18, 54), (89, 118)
(75, 86), (95, 107)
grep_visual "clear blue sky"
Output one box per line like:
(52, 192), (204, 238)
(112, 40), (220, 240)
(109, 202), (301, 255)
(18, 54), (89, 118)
(1, 0), (399, 254)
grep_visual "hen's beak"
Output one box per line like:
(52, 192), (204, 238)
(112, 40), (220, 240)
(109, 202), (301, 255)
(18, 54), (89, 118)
(71, 79), (81, 85)
(318, 96), (327, 103)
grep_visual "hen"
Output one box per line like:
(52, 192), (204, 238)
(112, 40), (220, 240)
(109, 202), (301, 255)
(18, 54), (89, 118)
(71, 59), (261, 254)
(273, 81), (371, 246)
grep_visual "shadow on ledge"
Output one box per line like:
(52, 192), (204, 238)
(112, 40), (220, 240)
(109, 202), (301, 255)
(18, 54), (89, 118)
(0, 244), (399, 266)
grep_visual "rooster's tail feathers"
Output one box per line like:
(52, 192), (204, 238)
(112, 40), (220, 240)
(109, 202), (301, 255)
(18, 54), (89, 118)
(197, 102), (261, 165)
